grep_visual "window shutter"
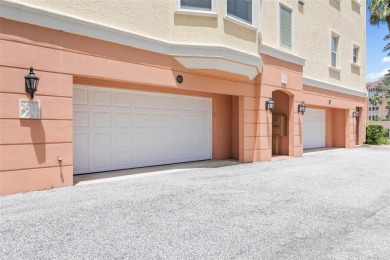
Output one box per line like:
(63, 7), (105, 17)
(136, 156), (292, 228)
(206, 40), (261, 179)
(280, 6), (292, 49)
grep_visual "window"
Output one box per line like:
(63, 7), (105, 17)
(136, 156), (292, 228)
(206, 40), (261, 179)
(369, 116), (371, 120)
(180, 0), (212, 11)
(331, 34), (339, 67)
(353, 45), (359, 64)
(369, 107), (371, 111)
(280, 5), (292, 49)
(227, 0), (252, 24)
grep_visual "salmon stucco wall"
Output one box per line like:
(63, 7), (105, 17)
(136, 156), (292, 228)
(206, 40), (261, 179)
(259, 54), (303, 160)
(1, 18), (251, 195)
(0, 66), (74, 195)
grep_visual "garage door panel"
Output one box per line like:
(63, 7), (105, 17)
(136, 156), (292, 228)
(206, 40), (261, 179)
(132, 130), (150, 147)
(73, 88), (88, 105)
(74, 110), (89, 127)
(151, 131), (169, 146)
(92, 132), (111, 148)
(183, 98), (197, 111)
(151, 95), (167, 109)
(73, 86), (212, 174)
(134, 112), (150, 126)
(134, 94), (150, 108)
(151, 113), (168, 126)
(133, 148), (151, 167)
(167, 114), (181, 126)
(112, 131), (132, 148)
(169, 97), (182, 110)
(113, 92), (132, 107)
(91, 149), (111, 170)
(113, 112), (132, 127)
(74, 150), (89, 173)
(303, 108), (325, 149)
(91, 89), (111, 106)
(111, 149), (132, 167)
(73, 132), (89, 149)
(92, 111), (111, 127)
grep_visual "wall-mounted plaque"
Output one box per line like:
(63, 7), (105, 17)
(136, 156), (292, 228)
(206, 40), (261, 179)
(281, 73), (288, 84)
(19, 100), (41, 119)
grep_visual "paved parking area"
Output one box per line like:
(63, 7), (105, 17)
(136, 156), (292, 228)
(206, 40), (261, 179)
(1, 146), (390, 259)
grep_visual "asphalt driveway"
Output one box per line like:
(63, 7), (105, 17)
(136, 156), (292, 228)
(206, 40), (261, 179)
(1, 146), (390, 259)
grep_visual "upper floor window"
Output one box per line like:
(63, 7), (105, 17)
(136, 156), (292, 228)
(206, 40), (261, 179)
(227, 0), (252, 24)
(331, 33), (339, 67)
(180, 0), (212, 11)
(353, 44), (360, 64)
(279, 4), (292, 49)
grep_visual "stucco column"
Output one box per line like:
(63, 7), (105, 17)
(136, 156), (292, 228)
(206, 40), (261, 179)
(345, 109), (355, 148)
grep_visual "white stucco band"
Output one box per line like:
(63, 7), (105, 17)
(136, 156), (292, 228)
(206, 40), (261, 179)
(259, 44), (306, 66)
(304, 77), (367, 98)
(175, 57), (260, 80)
(0, 0), (263, 79)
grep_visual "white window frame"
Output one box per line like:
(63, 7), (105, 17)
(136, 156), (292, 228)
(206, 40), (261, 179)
(330, 31), (340, 69)
(175, 0), (217, 17)
(351, 0), (362, 7)
(224, 0), (260, 30)
(278, 3), (293, 50)
(352, 43), (360, 67)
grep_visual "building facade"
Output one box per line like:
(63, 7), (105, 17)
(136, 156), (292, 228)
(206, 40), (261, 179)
(366, 79), (390, 131)
(0, 0), (366, 195)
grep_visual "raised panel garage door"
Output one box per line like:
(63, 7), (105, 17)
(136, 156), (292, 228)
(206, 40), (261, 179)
(303, 108), (326, 149)
(73, 86), (212, 175)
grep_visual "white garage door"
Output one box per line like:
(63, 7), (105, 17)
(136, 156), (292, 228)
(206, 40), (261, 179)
(73, 86), (212, 175)
(303, 108), (326, 149)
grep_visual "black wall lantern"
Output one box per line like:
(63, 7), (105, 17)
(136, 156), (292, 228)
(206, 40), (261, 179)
(265, 98), (275, 113)
(353, 108), (359, 118)
(25, 67), (39, 99)
(298, 101), (306, 115)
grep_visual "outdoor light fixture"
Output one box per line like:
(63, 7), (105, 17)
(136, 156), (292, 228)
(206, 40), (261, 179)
(298, 101), (306, 115)
(24, 67), (39, 99)
(265, 98), (275, 113)
(353, 109), (359, 118)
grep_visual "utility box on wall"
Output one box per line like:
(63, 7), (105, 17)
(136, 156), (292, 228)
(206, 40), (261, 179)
(272, 115), (287, 136)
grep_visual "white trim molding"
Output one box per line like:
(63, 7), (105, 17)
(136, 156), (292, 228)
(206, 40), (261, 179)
(351, 0), (361, 7)
(174, 56), (259, 79)
(0, 0), (263, 79)
(328, 66), (342, 72)
(175, 0), (217, 17)
(224, 0), (261, 30)
(259, 43), (306, 66)
(303, 77), (366, 97)
(351, 63), (361, 69)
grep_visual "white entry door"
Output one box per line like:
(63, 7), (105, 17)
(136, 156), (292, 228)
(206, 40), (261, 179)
(303, 108), (326, 149)
(73, 86), (212, 175)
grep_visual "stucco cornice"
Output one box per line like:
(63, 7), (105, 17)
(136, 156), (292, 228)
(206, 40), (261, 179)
(0, 0), (263, 79)
(259, 43), (306, 66)
(303, 77), (367, 98)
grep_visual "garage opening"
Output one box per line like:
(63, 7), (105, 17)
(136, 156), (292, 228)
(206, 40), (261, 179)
(303, 108), (326, 149)
(73, 86), (213, 175)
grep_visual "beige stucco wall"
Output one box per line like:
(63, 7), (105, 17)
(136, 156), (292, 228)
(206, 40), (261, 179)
(262, 0), (366, 93)
(15, 0), (260, 54)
